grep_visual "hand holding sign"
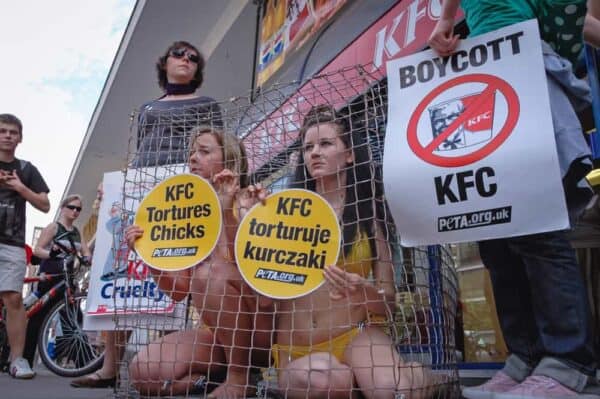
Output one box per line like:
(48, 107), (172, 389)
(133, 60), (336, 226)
(324, 264), (367, 301)
(212, 169), (240, 209)
(237, 183), (269, 220)
(125, 225), (144, 250)
(428, 16), (460, 57)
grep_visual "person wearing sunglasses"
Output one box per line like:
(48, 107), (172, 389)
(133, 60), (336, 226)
(24, 195), (91, 368)
(132, 40), (222, 167)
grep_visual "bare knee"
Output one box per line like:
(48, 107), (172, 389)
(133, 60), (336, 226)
(128, 347), (151, 381)
(394, 362), (432, 399)
(285, 362), (330, 390)
(2, 291), (23, 309)
(128, 348), (164, 395)
(128, 352), (142, 381)
(128, 357), (148, 393)
(279, 355), (353, 399)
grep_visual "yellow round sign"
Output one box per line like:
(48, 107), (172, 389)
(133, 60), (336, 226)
(235, 189), (340, 299)
(134, 174), (222, 271)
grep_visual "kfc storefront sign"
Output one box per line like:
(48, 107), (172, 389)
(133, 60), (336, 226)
(372, 0), (445, 70)
(244, 0), (463, 172)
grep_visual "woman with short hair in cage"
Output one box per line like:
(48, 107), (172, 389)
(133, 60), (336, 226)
(270, 105), (435, 399)
(125, 125), (274, 398)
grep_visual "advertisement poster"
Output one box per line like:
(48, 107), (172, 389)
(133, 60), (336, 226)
(383, 20), (568, 246)
(84, 170), (185, 330)
(257, 0), (349, 86)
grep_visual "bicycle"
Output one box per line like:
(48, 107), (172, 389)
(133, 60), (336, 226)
(0, 231), (105, 377)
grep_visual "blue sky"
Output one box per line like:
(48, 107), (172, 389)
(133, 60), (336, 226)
(0, 0), (135, 242)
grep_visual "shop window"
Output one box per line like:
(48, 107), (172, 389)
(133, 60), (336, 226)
(452, 242), (508, 363)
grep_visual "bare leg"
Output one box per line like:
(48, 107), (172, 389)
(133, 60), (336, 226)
(97, 330), (130, 378)
(70, 329), (131, 386)
(201, 272), (273, 398)
(345, 327), (433, 399)
(129, 329), (226, 396)
(278, 352), (356, 399)
(2, 291), (27, 361)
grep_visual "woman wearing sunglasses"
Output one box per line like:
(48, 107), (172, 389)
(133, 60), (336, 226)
(23, 195), (92, 367)
(132, 40), (222, 167)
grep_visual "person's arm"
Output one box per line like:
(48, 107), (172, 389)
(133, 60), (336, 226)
(427, 0), (461, 56)
(79, 234), (92, 258)
(324, 225), (396, 317)
(150, 268), (192, 302)
(216, 170), (269, 258)
(209, 100), (223, 128)
(584, 0), (600, 47)
(371, 226), (396, 307)
(27, 191), (50, 213)
(33, 222), (59, 259)
(124, 224), (191, 302)
(0, 169), (50, 212)
(87, 237), (96, 254)
(136, 104), (150, 150)
(212, 169), (240, 253)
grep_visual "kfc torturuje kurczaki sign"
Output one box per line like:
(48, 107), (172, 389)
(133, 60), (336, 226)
(235, 189), (341, 299)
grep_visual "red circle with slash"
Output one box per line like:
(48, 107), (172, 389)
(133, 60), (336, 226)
(407, 73), (519, 167)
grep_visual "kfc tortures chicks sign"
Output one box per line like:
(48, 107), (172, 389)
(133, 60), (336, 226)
(134, 174), (222, 271)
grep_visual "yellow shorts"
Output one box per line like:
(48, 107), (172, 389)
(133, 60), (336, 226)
(271, 328), (361, 369)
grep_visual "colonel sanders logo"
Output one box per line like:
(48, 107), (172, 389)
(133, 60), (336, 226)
(428, 91), (495, 151)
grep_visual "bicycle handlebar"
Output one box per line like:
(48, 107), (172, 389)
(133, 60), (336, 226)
(51, 231), (91, 266)
(24, 273), (60, 284)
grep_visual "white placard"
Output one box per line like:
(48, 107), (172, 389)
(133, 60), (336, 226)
(384, 20), (568, 246)
(84, 169), (185, 330)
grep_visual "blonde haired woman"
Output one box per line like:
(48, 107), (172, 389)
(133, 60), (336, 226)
(24, 195), (91, 367)
(126, 126), (273, 398)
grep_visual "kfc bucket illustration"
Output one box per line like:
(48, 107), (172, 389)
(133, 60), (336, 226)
(428, 91), (495, 151)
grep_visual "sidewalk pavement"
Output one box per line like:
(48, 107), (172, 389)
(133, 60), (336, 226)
(1, 365), (114, 399)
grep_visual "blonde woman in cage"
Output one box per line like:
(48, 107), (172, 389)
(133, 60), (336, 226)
(270, 105), (433, 399)
(125, 125), (273, 398)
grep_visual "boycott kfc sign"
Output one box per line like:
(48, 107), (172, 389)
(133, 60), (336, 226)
(384, 20), (569, 246)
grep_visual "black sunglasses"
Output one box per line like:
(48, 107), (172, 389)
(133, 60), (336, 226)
(169, 48), (200, 64)
(65, 205), (82, 212)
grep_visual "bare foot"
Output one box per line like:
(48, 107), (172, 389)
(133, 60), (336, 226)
(396, 362), (452, 399)
(208, 376), (256, 399)
(208, 382), (254, 399)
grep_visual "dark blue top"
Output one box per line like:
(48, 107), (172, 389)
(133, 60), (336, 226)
(132, 96), (222, 167)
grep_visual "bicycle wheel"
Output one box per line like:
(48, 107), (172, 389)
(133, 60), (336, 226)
(38, 294), (105, 377)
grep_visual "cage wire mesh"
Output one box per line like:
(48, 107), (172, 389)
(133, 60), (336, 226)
(108, 64), (460, 398)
